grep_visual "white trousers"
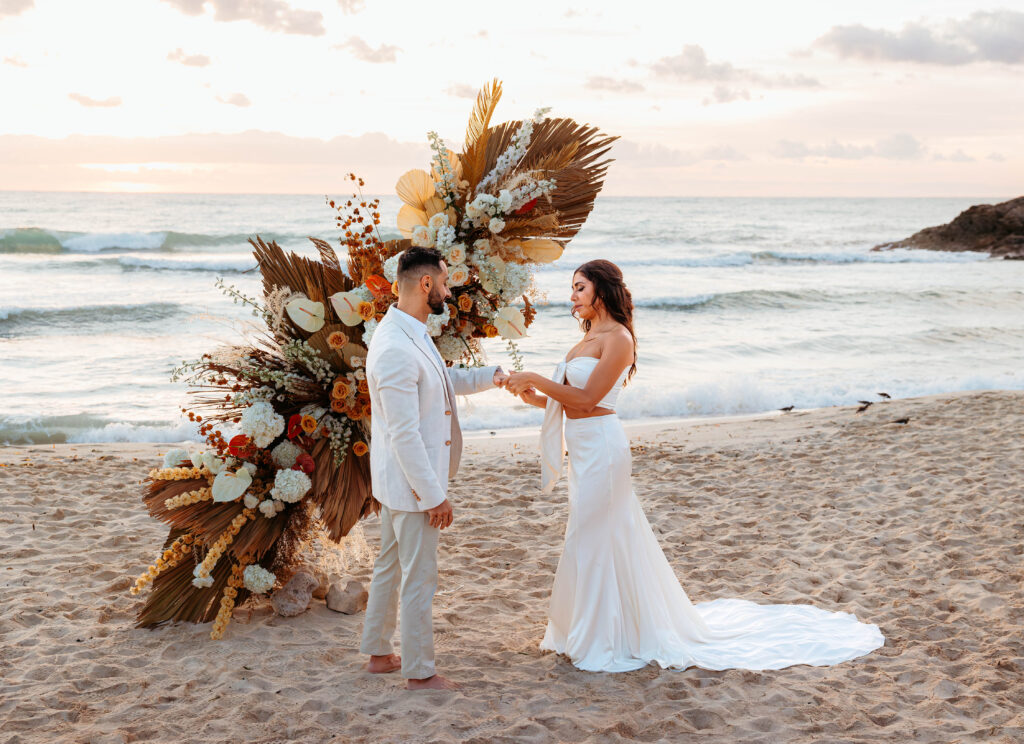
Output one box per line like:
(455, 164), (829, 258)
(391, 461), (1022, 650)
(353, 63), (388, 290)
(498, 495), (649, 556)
(359, 505), (440, 680)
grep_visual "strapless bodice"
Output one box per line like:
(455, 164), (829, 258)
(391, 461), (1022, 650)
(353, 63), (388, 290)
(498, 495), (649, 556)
(564, 356), (628, 411)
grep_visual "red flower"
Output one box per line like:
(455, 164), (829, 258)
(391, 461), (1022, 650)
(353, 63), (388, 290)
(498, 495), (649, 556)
(292, 453), (315, 474)
(514, 198), (537, 215)
(228, 434), (255, 459)
(365, 274), (393, 300)
(287, 414), (303, 440)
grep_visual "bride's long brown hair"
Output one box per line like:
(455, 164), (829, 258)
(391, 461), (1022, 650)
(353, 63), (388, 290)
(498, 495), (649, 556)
(573, 259), (637, 384)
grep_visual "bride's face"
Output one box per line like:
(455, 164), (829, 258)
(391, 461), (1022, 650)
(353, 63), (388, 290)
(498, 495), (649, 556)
(570, 272), (599, 321)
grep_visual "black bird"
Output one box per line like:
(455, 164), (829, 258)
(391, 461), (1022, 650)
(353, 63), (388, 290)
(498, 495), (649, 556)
(856, 401), (873, 412)
(858, 400), (873, 406)
(779, 405), (794, 412)
(891, 417), (910, 424)
(878, 392), (891, 399)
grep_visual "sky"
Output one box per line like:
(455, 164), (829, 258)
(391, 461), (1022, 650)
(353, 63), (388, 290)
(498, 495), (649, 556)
(1, 0), (1022, 196)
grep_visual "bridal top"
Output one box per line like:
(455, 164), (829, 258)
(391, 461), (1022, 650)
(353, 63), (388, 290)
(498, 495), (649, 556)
(540, 356), (629, 493)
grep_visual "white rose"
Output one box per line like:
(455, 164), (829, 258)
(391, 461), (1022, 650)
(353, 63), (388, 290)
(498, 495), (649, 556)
(447, 243), (467, 265)
(447, 263), (469, 287)
(428, 212), (449, 229)
(411, 225), (435, 248)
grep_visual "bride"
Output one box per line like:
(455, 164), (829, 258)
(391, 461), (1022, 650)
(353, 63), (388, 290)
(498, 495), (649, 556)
(504, 259), (884, 673)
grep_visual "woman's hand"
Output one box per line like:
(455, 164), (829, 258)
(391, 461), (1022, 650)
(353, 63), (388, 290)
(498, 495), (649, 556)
(519, 386), (542, 406)
(505, 371), (537, 396)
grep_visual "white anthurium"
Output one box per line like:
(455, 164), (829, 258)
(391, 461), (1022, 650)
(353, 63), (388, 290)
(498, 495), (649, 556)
(190, 450), (204, 468)
(202, 452), (227, 475)
(211, 466), (253, 503)
(493, 306), (528, 340)
(285, 297), (326, 333)
(329, 291), (364, 326)
(521, 238), (563, 264)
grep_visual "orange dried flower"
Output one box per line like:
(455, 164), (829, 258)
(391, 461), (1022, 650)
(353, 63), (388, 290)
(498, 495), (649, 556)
(327, 331), (348, 349)
(352, 441), (368, 456)
(357, 301), (375, 322)
(301, 415), (317, 434)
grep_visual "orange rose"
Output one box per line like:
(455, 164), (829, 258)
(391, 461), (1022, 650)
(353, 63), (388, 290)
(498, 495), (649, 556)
(361, 402), (372, 419)
(348, 407), (363, 421)
(483, 324), (498, 338)
(327, 331), (348, 349)
(357, 379), (368, 394)
(352, 441), (368, 456)
(357, 301), (375, 322)
(301, 415), (318, 434)
(332, 380), (351, 399)
(330, 399), (346, 414)
(457, 294), (473, 313)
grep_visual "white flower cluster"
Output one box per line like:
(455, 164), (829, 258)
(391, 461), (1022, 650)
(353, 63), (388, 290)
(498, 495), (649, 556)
(270, 440), (304, 469)
(320, 413), (354, 466)
(382, 251), (403, 282)
(192, 566), (214, 589)
(162, 448), (191, 468)
(426, 303), (451, 337)
(427, 131), (458, 204)
(436, 334), (466, 362)
(270, 468), (312, 504)
(191, 450), (227, 474)
(239, 401), (285, 448)
(281, 339), (333, 384)
(464, 190), (513, 230)
(508, 177), (556, 212)
(362, 318), (379, 346)
(242, 564), (276, 594)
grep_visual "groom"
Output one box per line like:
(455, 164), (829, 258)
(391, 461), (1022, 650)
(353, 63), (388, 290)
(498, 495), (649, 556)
(360, 246), (506, 690)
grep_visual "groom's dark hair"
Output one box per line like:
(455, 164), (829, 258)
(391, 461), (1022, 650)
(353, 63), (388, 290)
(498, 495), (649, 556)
(397, 246), (444, 284)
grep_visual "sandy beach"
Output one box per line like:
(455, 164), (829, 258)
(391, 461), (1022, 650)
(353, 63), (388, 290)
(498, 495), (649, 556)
(2, 389), (1022, 744)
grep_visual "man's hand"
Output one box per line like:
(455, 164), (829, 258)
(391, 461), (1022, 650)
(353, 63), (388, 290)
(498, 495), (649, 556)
(426, 498), (454, 530)
(505, 371), (536, 396)
(493, 367), (509, 388)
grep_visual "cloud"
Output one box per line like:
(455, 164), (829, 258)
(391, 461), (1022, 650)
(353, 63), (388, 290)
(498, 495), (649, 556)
(613, 140), (746, 167)
(3, 55), (27, 67)
(775, 133), (925, 160)
(68, 93), (122, 108)
(446, 84), (478, 99)
(337, 36), (400, 63)
(168, 48), (211, 67)
(0, 0), (32, 18)
(216, 93), (251, 107)
(651, 44), (819, 103)
(815, 10), (1024, 65)
(337, 0), (364, 13)
(934, 149), (975, 162)
(586, 76), (644, 93)
(161, 0), (325, 36)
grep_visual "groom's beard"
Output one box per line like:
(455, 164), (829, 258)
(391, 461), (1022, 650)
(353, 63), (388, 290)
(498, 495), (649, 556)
(427, 285), (446, 315)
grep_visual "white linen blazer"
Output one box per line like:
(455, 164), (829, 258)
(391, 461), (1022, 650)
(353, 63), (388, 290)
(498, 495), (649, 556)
(366, 306), (497, 512)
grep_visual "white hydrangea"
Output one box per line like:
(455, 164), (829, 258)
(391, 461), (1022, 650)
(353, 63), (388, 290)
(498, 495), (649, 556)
(243, 564), (276, 594)
(271, 440), (303, 469)
(270, 468), (312, 504)
(437, 334), (465, 362)
(352, 285), (373, 303)
(258, 499), (278, 518)
(362, 318), (379, 346)
(426, 303), (451, 337)
(243, 493), (259, 509)
(162, 448), (190, 468)
(191, 564), (214, 589)
(488, 217), (505, 234)
(501, 263), (531, 299)
(239, 401), (284, 449)
(382, 251), (403, 282)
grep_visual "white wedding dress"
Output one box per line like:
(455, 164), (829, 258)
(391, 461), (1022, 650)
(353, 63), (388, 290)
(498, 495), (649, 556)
(538, 356), (884, 673)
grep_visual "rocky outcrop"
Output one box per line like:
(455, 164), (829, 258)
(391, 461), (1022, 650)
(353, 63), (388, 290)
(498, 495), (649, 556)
(873, 196), (1024, 259)
(325, 580), (368, 614)
(270, 570), (319, 617)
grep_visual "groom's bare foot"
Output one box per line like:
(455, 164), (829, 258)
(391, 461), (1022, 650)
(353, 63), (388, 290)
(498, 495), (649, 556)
(365, 654), (401, 673)
(406, 674), (460, 691)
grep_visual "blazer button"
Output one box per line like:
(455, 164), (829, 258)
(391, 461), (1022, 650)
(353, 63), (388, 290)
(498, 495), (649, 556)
(445, 410), (451, 416)
(411, 489), (420, 501)
(445, 440), (451, 446)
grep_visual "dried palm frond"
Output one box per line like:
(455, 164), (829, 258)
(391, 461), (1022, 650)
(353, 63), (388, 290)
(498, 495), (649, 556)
(461, 79), (503, 195)
(307, 236), (342, 274)
(481, 117), (617, 241)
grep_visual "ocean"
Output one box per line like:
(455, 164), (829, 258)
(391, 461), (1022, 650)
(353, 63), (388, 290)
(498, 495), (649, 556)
(2, 191), (1022, 445)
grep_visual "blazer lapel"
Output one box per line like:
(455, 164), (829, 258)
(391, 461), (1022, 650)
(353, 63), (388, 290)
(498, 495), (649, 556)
(389, 310), (455, 406)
